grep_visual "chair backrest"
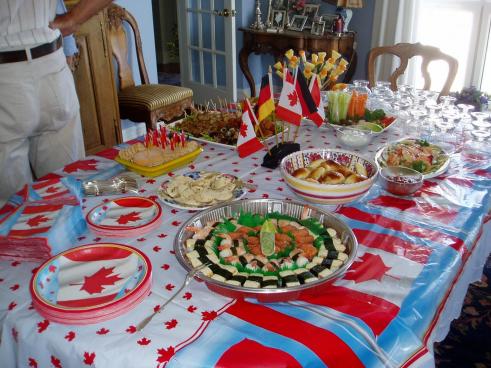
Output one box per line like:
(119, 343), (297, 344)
(367, 42), (458, 99)
(106, 4), (150, 90)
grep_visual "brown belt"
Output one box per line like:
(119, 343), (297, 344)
(0, 35), (63, 64)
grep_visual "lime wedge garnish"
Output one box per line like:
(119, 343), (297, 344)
(260, 219), (276, 257)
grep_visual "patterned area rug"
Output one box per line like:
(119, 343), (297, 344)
(434, 255), (491, 367)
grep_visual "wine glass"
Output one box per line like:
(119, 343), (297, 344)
(471, 112), (491, 129)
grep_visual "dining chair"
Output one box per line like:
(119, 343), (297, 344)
(367, 42), (458, 99)
(106, 4), (193, 131)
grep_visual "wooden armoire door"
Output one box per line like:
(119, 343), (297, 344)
(71, 10), (122, 155)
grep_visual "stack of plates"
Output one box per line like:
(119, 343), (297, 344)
(30, 243), (152, 325)
(86, 196), (162, 238)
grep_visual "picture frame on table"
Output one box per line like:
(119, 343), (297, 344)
(320, 13), (338, 33)
(271, 10), (288, 30)
(302, 4), (320, 29)
(311, 20), (325, 36)
(289, 14), (308, 31)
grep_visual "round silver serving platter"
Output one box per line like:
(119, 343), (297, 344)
(174, 199), (358, 302)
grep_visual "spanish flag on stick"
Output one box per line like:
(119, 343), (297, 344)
(257, 73), (275, 122)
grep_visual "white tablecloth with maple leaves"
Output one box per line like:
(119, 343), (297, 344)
(0, 123), (490, 368)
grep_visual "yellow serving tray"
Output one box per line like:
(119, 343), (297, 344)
(115, 147), (203, 178)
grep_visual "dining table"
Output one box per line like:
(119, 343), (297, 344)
(0, 119), (490, 368)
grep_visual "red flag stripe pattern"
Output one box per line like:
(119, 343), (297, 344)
(236, 100), (264, 158)
(257, 73), (275, 122)
(337, 207), (466, 254)
(300, 285), (399, 336)
(308, 75), (325, 127)
(225, 300), (365, 367)
(352, 228), (432, 264)
(295, 70), (317, 116)
(275, 68), (302, 126)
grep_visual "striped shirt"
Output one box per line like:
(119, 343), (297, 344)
(0, 0), (61, 51)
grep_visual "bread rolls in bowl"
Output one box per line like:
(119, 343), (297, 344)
(280, 149), (378, 205)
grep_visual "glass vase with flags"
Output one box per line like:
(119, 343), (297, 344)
(236, 99), (265, 158)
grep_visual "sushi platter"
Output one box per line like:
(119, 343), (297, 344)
(174, 199), (358, 302)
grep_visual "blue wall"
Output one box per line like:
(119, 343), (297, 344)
(115, 0), (158, 84)
(236, 0), (375, 92)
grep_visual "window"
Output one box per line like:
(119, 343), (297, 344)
(410, 0), (491, 93)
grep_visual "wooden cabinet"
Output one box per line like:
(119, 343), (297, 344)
(238, 28), (357, 97)
(71, 10), (122, 155)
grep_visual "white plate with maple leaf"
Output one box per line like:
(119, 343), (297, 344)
(30, 243), (152, 324)
(86, 196), (162, 236)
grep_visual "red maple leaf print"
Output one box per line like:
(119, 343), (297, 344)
(171, 221), (181, 226)
(28, 358), (38, 367)
(26, 214), (50, 227)
(51, 355), (62, 368)
(146, 179), (156, 184)
(37, 319), (49, 333)
(63, 159), (98, 173)
(116, 211), (141, 225)
(153, 305), (161, 313)
(156, 346), (175, 366)
(137, 237), (146, 242)
(165, 283), (175, 291)
(11, 261), (20, 267)
(83, 352), (96, 365)
(165, 319), (178, 329)
(49, 265), (57, 272)
(11, 328), (18, 342)
(182, 292), (192, 300)
(79, 266), (122, 294)
(137, 337), (151, 345)
(10, 284), (19, 291)
(187, 305), (197, 313)
(96, 328), (109, 335)
(171, 209), (179, 214)
(344, 253), (392, 284)
(287, 91), (298, 106)
(239, 123), (248, 138)
(201, 310), (218, 321)
(153, 246), (161, 252)
(46, 186), (59, 193)
(65, 331), (75, 341)
(262, 193), (269, 199)
(157, 233), (168, 238)
(8, 302), (17, 310)
(126, 325), (137, 334)
(92, 237), (102, 242)
(161, 264), (170, 270)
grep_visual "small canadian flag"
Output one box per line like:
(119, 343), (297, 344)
(275, 67), (302, 126)
(236, 99), (265, 158)
(308, 74), (325, 127)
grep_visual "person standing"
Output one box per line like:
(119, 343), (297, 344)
(0, 0), (113, 207)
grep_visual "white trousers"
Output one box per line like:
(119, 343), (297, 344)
(0, 48), (85, 206)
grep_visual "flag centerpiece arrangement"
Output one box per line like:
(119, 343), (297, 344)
(246, 49), (349, 168)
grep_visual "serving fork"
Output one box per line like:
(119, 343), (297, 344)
(136, 262), (210, 331)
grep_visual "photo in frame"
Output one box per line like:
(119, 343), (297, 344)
(267, 0), (289, 28)
(320, 13), (338, 33)
(311, 20), (325, 36)
(302, 4), (320, 29)
(271, 10), (287, 30)
(289, 14), (308, 31)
